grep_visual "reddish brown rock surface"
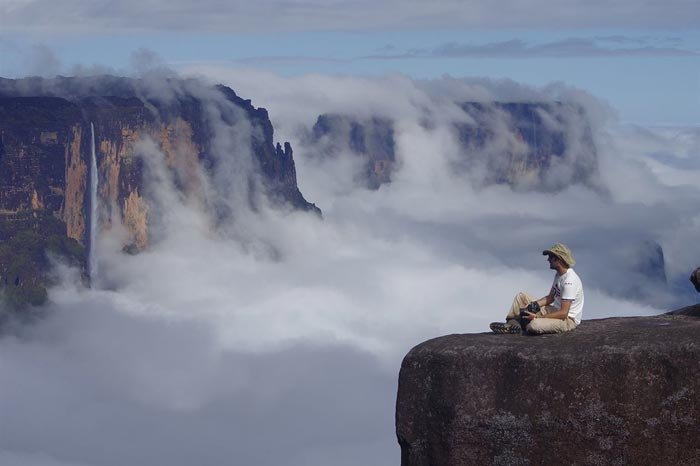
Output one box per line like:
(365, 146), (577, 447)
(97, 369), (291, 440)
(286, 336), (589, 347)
(396, 305), (700, 466)
(0, 76), (319, 250)
(0, 76), (319, 310)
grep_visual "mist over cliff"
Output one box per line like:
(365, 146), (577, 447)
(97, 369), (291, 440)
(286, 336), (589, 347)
(1, 70), (699, 466)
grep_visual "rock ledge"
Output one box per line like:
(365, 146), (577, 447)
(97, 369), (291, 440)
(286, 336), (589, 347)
(396, 305), (700, 466)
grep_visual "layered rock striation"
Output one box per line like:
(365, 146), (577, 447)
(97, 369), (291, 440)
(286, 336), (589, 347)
(0, 75), (319, 308)
(0, 76), (318, 246)
(396, 306), (700, 466)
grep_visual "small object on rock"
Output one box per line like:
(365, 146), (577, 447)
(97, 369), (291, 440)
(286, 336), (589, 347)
(691, 267), (700, 293)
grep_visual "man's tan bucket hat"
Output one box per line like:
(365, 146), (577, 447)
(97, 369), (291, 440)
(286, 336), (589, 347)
(542, 243), (576, 267)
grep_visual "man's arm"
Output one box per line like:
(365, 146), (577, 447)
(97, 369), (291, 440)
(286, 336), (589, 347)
(540, 299), (571, 320)
(524, 290), (570, 321)
(534, 288), (556, 307)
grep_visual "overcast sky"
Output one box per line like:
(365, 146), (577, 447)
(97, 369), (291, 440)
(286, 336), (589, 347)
(1, 0), (699, 31)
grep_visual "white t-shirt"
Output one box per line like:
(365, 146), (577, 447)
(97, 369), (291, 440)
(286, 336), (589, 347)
(551, 268), (584, 325)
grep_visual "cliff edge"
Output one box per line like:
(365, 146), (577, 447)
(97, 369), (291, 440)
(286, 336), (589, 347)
(396, 305), (700, 466)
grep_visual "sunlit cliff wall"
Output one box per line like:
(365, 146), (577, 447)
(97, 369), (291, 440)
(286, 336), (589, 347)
(0, 76), (318, 252)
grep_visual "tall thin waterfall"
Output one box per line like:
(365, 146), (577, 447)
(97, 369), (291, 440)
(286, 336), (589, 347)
(89, 122), (98, 282)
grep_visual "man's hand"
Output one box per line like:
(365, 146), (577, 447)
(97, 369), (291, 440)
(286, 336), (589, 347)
(522, 311), (537, 321)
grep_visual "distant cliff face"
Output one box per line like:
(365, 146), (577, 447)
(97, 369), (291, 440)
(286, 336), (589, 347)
(396, 307), (700, 466)
(0, 76), (319, 251)
(0, 75), (319, 309)
(456, 102), (599, 190)
(308, 114), (396, 189)
(308, 102), (598, 191)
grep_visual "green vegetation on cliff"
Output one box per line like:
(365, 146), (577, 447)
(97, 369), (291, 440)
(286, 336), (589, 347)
(0, 211), (85, 312)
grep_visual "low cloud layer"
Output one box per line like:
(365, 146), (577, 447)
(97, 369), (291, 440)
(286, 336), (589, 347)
(1, 70), (698, 465)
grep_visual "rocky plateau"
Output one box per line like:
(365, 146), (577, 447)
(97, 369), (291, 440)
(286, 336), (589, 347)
(396, 302), (700, 466)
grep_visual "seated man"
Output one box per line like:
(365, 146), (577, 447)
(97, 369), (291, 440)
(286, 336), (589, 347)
(490, 243), (584, 335)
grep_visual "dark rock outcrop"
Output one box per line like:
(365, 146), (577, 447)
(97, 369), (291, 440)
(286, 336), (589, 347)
(604, 239), (668, 304)
(0, 75), (319, 308)
(396, 307), (700, 466)
(691, 268), (700, 293)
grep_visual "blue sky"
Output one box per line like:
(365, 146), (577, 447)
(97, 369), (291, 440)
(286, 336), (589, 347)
(1, 1), (698, 125)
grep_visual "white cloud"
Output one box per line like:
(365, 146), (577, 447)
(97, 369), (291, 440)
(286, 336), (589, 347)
(1, 0), (699, 33)
(1, 70), (698, 465)
(366, 38), (699, 59)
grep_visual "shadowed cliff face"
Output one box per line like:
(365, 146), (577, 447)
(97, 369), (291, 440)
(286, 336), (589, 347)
(396, 306), (700, 466)
(0, 96), (85, 238)
(307, 114), (396, 189)
(0, 75), (319, 308)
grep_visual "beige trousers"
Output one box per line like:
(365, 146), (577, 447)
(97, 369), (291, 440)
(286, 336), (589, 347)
(507, 292), (577, 335)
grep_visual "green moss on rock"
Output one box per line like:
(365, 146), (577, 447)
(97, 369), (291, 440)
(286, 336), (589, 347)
(0, 211), (85, 312)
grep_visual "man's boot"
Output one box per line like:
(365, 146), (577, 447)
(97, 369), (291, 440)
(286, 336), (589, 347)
(490, 319), (522, 334)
